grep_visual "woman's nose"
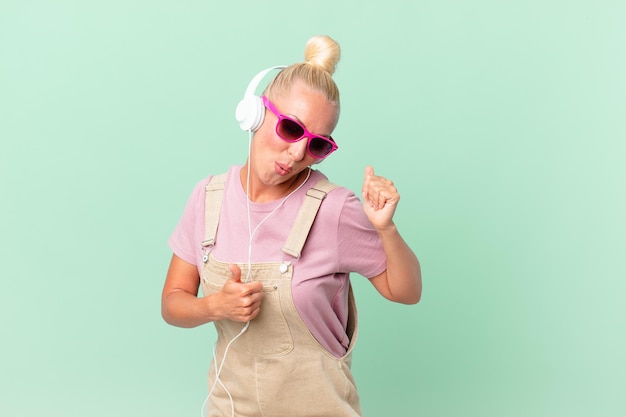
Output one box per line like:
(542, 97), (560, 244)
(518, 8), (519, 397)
(288, 138), (308, 161)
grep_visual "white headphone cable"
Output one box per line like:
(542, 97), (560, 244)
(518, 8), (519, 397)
(202, 129), (310, 417)
(201, 323), (247, 417)
(244, 130), (311, 281)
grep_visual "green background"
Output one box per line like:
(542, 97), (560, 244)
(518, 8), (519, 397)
(1, 1), (624, 416)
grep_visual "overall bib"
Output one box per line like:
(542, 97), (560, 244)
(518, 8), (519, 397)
(200, 174), (362, 417)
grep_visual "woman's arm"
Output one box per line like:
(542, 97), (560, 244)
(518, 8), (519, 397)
(161, 254), (264, 327)
(361, 166), (422, 304)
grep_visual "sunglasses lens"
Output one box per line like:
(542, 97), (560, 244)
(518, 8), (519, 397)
(277, 119), (304, 141)
(309, 137), (334, 158)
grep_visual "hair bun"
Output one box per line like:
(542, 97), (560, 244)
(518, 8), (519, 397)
(304, 35), (341, 75)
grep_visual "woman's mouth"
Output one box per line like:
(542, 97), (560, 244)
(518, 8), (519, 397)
(275, 162), (292, 176)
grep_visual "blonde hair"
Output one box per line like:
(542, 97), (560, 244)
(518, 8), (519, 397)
(266, 35), (341, 105)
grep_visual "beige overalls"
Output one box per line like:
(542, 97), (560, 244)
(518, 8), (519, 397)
(200, 174), (363, 417)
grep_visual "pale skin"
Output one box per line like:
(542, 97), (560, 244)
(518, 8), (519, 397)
(161, 81), (421, 328)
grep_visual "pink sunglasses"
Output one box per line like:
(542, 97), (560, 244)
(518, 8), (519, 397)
(262, 96), (338, 159)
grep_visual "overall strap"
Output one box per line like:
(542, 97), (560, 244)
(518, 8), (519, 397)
(282, 177), (339, 259)
(201, 173), (227, 249)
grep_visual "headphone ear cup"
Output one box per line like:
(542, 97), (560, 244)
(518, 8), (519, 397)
(235, 95), (264, 132)
(235, 66), (285, 133)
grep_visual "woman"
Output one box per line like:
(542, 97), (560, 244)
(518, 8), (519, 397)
(162, 35), (421, 417)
